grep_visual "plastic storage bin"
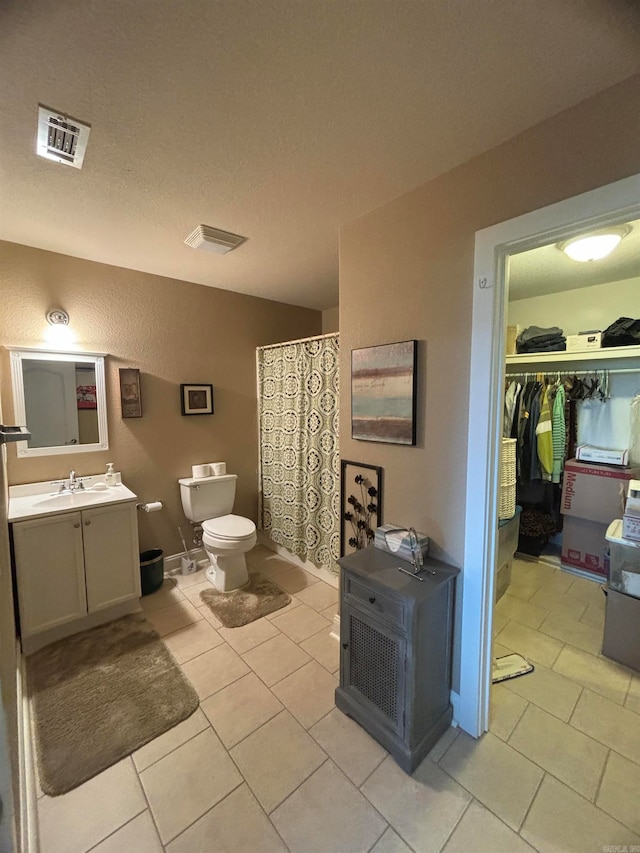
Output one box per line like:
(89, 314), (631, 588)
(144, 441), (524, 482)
(605, 520), (640, 599)
(140, 549), (164, 596)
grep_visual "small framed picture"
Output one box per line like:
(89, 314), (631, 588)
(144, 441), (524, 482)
(119, 368), (142, 418)
(180, 383), (214, 416)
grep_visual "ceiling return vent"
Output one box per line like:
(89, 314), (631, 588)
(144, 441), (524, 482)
(37, 105), (91, 169)
(184, 224), (247, 255)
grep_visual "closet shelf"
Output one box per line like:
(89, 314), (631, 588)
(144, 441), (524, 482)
(506, 344), (640, 367)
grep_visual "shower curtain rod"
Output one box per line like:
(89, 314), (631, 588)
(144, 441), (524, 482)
(256, 331), (338, 351)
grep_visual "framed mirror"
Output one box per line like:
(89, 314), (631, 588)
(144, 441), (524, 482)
(8, 348), (109, 457)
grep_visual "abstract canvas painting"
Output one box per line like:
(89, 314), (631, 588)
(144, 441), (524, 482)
(351, 340), (417, 445)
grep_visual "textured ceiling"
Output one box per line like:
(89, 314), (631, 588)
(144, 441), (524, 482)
(0, 1), (639, 309)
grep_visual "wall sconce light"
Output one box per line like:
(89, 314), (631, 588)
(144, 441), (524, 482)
(559, 226), (630, 262)
(46, 308), (70, 326)
(44, 307), (74, 346)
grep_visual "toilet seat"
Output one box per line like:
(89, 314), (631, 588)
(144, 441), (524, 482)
(202, 514), (256, 541)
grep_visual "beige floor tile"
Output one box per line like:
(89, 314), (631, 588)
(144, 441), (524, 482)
(145, 599), (202, 637)
(504, 578), (541, 602)
(492, 640), (514, 658)
(310, 707), (386, 786)
(295, 581), (339, 612)
(579, 598), (606, 630)
(565, 574), (606, 603)
(272, 759), (387, 852)
(272, 660), (338, 728)
(495, 593), (548, 629)
(428, 725), (460, 763)
(139, 578), (186, 612)
(521, 774), (640, 852)
(197, 603), (224, 628)
(140, 727), (242, 843)
(269, 566), (320, 594)
(181, 642), (249, 700)
(264, 594), (303, 619)
(571, 689), (640, 766)
(320, 602), (339, 621)
(439, 731), (543, 831)
(200, 672), (283, 748)
(508, 704), (607, 799)
(133, 707), (210, 772)
(442, 799), (536, 853)
(362, 755), (471, 853)
(489, 685), (528, 740)
(245, 543), (276, 564)
(37, 758), (146, 853)
(492, 610), (509, 635)
(251, 553), (299, 575)
(538, 610), (603, 655)
(494, 620), (564, 669)
(230, 710), (326, 813)
(166, 783), (287, 853)
(90, 811), (163, 853)
(181, 579), (216, 608)
(542, 571), (575, 595)
(173, 567), (209, 589)
(553, 645), (631, 705)
(243, 632), (311, 686)
(271, 602), (332, 643)
(527, 588), (588, 620)
(517, 560), (555, 582)
(502, 661), (581, 721)
(370, 827), (413, 853)
(626, 675), (640, 714)
(162, 619), (224, 664)
(300, 626), (340, 672)
(216, 616), (280, 654)
(597, 751), (640, 834)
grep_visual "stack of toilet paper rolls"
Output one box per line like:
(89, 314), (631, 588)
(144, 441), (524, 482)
(191, 462), (226, 478)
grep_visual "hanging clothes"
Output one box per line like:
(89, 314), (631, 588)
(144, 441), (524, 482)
(536, 384), (553, 480)
(551, 384), (566, 484)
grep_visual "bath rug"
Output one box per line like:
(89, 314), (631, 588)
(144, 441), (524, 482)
(199, 572), (291, 627)
(26, 612), (199, 796)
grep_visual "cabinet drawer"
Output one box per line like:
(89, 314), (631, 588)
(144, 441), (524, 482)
(345, 576), (404, 626)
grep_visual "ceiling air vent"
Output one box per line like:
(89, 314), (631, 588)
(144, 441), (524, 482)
(184, 224), (247, 255)
(37, 105), (91, 169)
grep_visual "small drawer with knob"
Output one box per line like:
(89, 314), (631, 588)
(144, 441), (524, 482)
(344, 575), (404, 626)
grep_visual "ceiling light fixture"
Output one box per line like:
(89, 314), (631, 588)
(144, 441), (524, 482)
(46, 308), (70, 326)
(184, 224), (247, 255)
(559, 226), (630, 262)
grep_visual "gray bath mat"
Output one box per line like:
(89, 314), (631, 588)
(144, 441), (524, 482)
(26, 612), (199, 796)
(199, 573), (291, 627)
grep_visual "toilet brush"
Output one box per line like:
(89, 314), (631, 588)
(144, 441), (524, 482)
(178, 526), (197, 575)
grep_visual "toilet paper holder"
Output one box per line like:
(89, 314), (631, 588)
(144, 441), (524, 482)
(137, 501), (163, 513)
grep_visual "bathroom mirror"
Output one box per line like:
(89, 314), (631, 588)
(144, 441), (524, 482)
(8, 348), (109, 457)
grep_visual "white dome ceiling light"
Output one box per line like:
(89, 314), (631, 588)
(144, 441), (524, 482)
(559, 226), (630, 262)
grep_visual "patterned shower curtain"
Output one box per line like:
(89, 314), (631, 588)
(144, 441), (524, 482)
(257, 334), (340, 573)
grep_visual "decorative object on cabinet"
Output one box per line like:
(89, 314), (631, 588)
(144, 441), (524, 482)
(180, 383), (214, 415)
(335, 545), (459, 773)
(340, 460), (382, 557)
(351, 340), (417, 445)
(119, 368), (142, 418)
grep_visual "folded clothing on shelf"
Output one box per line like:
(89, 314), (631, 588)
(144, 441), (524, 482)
(516, 325), (566, 354)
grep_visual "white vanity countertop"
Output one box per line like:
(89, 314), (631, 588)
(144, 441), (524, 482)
(8, 476), (138, 522)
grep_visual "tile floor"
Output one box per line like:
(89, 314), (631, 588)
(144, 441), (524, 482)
(34, 549), (640, 852)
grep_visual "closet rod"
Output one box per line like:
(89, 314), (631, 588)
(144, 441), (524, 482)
(505, 367), (640, 377)
(256, 331), (338, 351)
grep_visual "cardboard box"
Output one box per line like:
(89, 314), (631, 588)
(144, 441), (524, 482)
(566, 332), (602, 352)
(576, 445), (629, 466)
(602, 588), (640, 671)
(506, 325), (523, 355)
(561, 515), (609, 576)
(561, 460), (639, 524)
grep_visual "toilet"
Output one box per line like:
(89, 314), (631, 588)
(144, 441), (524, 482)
(178, 473), (257, 592)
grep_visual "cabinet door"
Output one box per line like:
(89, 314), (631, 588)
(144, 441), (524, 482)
(82, 502), (141, 612)
(13, 513), (87, 636)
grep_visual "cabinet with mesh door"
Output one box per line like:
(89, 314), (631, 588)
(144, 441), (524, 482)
(335, 545), (459, 773)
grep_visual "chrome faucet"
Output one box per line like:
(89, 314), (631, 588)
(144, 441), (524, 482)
(52, 470), (86, 494)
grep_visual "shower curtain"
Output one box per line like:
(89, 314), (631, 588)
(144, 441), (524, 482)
(257, 333), (340, 573)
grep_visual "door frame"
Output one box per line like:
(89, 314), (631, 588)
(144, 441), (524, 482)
(456, 173), (640, 737)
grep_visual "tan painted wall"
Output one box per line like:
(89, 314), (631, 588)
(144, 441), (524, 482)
(339, 75), (640, 569)
(0, 243), (321, 557)
(322, 306), (339, 333)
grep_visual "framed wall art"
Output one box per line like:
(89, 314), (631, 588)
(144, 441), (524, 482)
(180, 383), (214, 416)
(340, 459), (383, 557)
(119, 368), (142, 418)
(351, 339), (417, 445)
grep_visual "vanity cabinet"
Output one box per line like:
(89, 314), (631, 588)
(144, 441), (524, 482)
(335, 546), (459, 773)
(12, 501), (140, 640)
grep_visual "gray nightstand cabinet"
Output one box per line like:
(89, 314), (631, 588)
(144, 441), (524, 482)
(335, 546), (459, 773)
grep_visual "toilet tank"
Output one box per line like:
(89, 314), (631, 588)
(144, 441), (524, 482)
(179, 474), (237, 522)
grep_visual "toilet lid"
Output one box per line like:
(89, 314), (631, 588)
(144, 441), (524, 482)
(202, 514), (256, 540)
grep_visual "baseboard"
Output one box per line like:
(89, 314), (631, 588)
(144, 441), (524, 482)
(164, 548), (207, 577)
(257, 532), (338, 589)
(17, 645), (38, 853)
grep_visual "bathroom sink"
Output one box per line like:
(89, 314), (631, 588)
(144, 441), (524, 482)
(8, 478), (138, 522)
(35, 490), (117, 509)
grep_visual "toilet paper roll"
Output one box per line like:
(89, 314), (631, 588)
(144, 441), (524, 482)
(212, 462), (226, 476)
(192, 464), (210, 478)
(141, 501), (163, 513)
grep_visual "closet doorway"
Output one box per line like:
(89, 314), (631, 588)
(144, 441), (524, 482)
(457, 173), (640, 737)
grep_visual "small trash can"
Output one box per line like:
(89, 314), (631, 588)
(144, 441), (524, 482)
(140, 549), (164, 596)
